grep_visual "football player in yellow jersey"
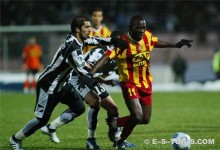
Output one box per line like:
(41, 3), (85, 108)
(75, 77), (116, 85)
(89, 15), (192, 149)
(83, 8), (111, 53)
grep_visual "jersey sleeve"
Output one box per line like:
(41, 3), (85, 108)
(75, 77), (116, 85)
(84, 36), (112, 46)
(105, 46), (121, 59)
(66, 45), (89, 76)
(86, 48), (104, 66)
(151, 35), (158, 46)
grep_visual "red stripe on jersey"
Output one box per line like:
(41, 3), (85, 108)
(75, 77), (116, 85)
(122, 35), (134, 83)
(136, 43), (145, 88)
(143, 34), (151, 89)
(105, 50), (112, 57)
(101, 27), (104, 37)
(143, 34), (150, 51)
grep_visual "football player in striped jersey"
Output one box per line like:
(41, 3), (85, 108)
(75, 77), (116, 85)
(9, 16), (127, 150)
(89, 15), (192, 150)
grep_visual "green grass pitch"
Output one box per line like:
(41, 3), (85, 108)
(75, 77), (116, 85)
(0, 91), (219, 150)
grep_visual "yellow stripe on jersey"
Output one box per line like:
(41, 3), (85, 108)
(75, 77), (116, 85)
(105, 30), (158, 89)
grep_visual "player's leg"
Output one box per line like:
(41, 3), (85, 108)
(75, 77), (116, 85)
(23, 70), (30, 94)
(30, 69), (38, 93)
(115, 85), (143, 149)
(9, 86), (59, 150)
(86, 83), (112, 150)
(41, 83), (85, 143)
(100, 95), (121, 141)
(139, 92), (152, 124)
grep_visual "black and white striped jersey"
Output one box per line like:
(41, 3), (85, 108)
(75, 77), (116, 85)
(38, 33), (112, 94)
(71, 46), (117, 78)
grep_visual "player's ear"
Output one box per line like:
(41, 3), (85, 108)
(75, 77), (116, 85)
(75, 27), (80, 33)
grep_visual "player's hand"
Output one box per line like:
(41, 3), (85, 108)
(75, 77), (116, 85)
(111, 37), (128, 50)
(176, 39), (193, 48)
(104, 79), (117, 86)
(22, 64), (28, 71)
(78, 73), (93, 88)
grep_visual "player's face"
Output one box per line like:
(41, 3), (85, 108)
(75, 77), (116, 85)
(130, 20), (146, 41)
(80, 21), (91, 39)
(91, 11), (103, 26)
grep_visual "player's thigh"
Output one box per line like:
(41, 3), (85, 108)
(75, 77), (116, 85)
(139, 89), (152, 124)
(120, 83), (143, 118)
(59, 83), (85, 114)
(92, 83), (117, 111)
(141, 104), (152, 124)
(84, 91), (100, 107)
(34, 86), (59, 119)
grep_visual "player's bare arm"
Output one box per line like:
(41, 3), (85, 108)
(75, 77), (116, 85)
(90, 54), (110, 76)
(155, 39), (193, 48)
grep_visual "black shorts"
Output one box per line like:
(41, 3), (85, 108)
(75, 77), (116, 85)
(34, 83), (84, 119)
(27, 69), (39, 75)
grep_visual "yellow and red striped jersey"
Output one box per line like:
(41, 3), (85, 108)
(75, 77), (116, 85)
(105, 30), (158, 89)
(83, 25), (111, 53)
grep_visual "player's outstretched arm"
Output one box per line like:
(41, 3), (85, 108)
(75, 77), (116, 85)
(155, 39), (193, 48)
(84, 37), (128, 50)
(90, 54), (110, 76)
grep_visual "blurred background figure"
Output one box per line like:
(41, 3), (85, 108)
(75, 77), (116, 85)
(83, 8), (111, 53)
(171, 54), (187, 84)
(22, 37), (43, 94)
(212, 48), (220, 80)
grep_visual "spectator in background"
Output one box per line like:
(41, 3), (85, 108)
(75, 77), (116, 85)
(212, 48), (220, 80)
(171, 54), (187, 84)
(22, 37), (43, 94)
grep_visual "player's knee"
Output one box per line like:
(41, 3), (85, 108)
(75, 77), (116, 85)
(107, 104), (118, 115)
(37, 117), (50, 127)
(132, 114), (143, 124)
(141, 118), (151, 124)
(85, 92), (101, 107)
(75, 103), (85, 115)
(90, 97), (101, 108)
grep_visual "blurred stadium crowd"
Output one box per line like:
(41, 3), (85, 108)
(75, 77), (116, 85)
(1, 1), (220, 83)
(1, 1), (220, 34)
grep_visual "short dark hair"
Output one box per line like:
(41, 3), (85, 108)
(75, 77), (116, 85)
(129, 15), (145, 27)
(71, 16), (90, 33)
(92, 8), (103, 14)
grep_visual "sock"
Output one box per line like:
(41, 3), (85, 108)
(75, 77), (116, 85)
(49, 117), (65, 130)
(24, 80), (30, 89)
(117, 116), (131, 127)
(88, 129), (96, 138)
(31, 79), (37, 90)
(107, 113), (118, 129)
(119, 117), (137, 141)
(14, 130), (26, 141)
(49, 110), (78, 130)
(87, 107), (100, 138)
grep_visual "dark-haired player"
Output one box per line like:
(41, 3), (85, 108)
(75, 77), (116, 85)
(9, 16), (127, 150)
(83, 8), (111, 53)
(89, 15), (192, 149)
(41, 31), (134, 150)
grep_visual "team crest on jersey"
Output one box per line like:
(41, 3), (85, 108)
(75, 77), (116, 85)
(132, 51), (150, 67)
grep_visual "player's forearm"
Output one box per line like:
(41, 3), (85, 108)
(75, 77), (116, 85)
(155, 40), (177, 48)
(90, 55), (110, 76)
(84, 37), (112, 46)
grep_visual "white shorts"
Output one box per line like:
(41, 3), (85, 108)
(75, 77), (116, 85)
(70, 74), (109, 99)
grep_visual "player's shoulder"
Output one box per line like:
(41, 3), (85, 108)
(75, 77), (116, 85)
(144, 30), (153, 35)
(102, 25), (111, 32)
(65, 33), (82, 49)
